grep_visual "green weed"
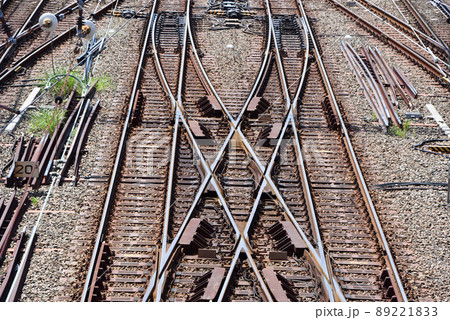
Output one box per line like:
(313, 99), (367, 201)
(91, 73), (116, 92)
(31, 196), (39, 208)
(40, 67), (84, 97)
(29, 107), (66, 136)
(389, 120), (411, 138)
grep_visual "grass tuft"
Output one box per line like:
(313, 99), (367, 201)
(29, 108), (66, 136)
(41, 67), (115, 97)
(389, 120), (411, 138)
(91, 73), (116, 92)
(41, 67), (84, 97)
(31, 196), (39, 208)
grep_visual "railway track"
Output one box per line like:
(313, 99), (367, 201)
(77, 0), (410, 303)
(324, 0), (449, 84)
(349, 0), (450, 64)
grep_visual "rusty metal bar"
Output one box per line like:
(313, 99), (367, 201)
(148, 0), (275, 301)
(372, 47), (414, 109)
(0, 192), (16, 260)
(0, 191), (28, 262)
(58, 85), (96, 185)
(362, 46), (397, 108)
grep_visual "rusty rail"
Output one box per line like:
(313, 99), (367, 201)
(354, 0), (448, 54)
(80, 1), (156, 302)
(399, 0), (439, 41)
(0, 0), (119, 84)
(0, 0), (48, 69)
(298, 0), (408, 302)
(327, 0), (448, 83)
(0, 228), (26, 301)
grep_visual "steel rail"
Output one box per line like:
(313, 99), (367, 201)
(185, 3), (328, 280)
(143, 0), (276, 301)
(169, 0), (340, 301)
(267, 8), (344, 300)
(179, 0), (344, 300)
(399, 0), (440, 41)
(298, 0), (408, 302)
(345, 42), (392, 124)
(327, 0), (448, 83)
(148, 2), (272, 300)
(80, 0), (156, 302)
(341, 43), (388, 129)
(0, 0), (118, 85)
(0, 1), (80, 51)
(218, 2), (345, 301)
(0, 0), (48, 69)
(0, 227), (26, 301)
(354, 0), (448, 53)
(147, 2), (243, 300)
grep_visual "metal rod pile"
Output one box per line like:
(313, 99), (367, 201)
(5, 90), (78, 188)
(58, 85), (98, 186)
(0, 192), (29, 263)
(341, 41), (418, 131)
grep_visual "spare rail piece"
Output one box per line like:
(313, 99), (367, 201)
(73, 100), (100, 186)
(31, 90), (77, 188)
(197, 95), (222, 117)
(268, 221), (307, 257)
(3, 226), (33, 302)
(341, 42), (389, 129)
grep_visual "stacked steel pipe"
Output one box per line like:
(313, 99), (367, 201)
(341, 41), (418, 131)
